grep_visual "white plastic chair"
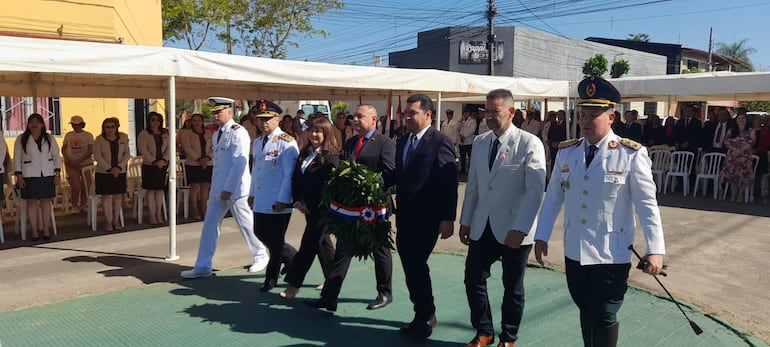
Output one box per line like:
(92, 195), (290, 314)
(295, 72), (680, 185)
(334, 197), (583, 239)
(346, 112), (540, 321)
(663, 151), (695, 196)
(722, 155), (760, 203)
(82, 165), (124, 231)
(130, 159), (168, 224)
(10, 175), (58, 241)
(693, 152), (726, 199)
(649, 150), (671, 193)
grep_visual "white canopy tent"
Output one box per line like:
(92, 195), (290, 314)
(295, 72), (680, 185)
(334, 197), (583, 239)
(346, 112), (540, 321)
(0, 35), (570, 260)
(610, 71), (770, 102)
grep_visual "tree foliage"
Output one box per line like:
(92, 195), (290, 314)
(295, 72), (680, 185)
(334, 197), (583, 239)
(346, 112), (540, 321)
(741, 101), (770, 113)
(583, 54), (608, 77)
(610, 59), (630, 78)
(627, 33), (650, 42)
(163, 0), (343, 58)
(715, 38), (757, 72)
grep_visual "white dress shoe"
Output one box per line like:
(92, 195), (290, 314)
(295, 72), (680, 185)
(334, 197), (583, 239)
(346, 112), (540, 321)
(248, 255), (270, 273)
(180, 268), (212, 279)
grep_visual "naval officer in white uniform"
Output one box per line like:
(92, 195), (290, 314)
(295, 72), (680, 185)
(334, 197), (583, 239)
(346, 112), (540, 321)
(181, 97), (269, 279)
(534, 76), (665, 347)
(249, 99), (299, 292)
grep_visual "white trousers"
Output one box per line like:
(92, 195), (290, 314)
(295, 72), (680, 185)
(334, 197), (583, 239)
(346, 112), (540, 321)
(193, 196), (267, 271)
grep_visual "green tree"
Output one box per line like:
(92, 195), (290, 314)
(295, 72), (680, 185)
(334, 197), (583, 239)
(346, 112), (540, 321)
(163, 0), (244, 50)
(627, 33), (650, 42)
(742, 101), (770, 113)
(610, 59), (630, 78)
(715, 39), (756, 72)
(232, 0), (343, 59)
(583, 54), (609, 77)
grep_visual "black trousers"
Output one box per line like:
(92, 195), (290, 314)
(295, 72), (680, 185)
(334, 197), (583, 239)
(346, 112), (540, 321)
(254, 213), (292, 284)
(458, 144), (473, 173)
(320, 243), (392, 303)
(565, 257), (631, 327)
(396, 217), (441, 321)
(465, 225), (531, 343)
(284, 212), (335, 288)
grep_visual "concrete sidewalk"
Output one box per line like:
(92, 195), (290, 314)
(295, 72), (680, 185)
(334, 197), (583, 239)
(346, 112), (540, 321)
(0, 252), (763, 347)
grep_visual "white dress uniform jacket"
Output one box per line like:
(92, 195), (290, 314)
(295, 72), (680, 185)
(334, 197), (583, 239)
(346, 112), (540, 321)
(250, 128), (299, 215)
(441, 118), (460, 145)
(14, 133), (62, 177)
(460, 125), (546, 244)
(211, 120), (251, 198)
(535, 131), (665, 265)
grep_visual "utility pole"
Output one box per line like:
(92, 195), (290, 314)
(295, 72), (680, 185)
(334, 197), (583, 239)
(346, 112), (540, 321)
(707, 27), (713, 72)
(487, 0), (497, 76)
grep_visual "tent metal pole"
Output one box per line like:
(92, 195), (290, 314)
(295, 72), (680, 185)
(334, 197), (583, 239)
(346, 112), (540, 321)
(166, 75), (180, 262)
(436, 92), (442, 130)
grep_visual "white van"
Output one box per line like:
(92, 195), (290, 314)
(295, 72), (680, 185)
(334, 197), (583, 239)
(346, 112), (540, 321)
(275, 100), (332, 121)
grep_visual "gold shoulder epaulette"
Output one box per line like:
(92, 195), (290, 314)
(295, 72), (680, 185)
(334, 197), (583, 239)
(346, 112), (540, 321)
(231, 124), (241, 130)
(279, 133), (294, 142)
(558, 138), (581, 149)
(619, 138), (641, 151)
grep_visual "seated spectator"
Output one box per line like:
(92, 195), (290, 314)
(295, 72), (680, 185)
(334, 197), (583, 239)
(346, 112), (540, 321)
(752, 115), (770, 202)
(662, 115), (677, 146)
(621, 110), (643, 142)
(642, 114), (665, 146)
(720, 113), (755, 202)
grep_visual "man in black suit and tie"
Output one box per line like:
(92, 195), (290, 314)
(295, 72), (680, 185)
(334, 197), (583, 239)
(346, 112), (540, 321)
(622, 110), (643, 142)
(305, 104), (396, 312)
(675, 106), (702, 152)
(386, 94), (458, 341)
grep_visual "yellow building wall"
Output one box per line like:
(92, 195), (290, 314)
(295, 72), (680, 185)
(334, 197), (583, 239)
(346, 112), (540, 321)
(1, 0), (162, 151)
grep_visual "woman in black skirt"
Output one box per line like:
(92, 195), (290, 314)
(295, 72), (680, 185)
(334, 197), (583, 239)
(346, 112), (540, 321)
(180, 113), (213, 220)
(93, 117), (131, 231)
(137, 112), (169, 225)
(13, 113), (62, 241)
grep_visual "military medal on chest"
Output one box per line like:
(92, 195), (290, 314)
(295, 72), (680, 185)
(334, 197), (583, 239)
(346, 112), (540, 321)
(560, 164), (570, 191)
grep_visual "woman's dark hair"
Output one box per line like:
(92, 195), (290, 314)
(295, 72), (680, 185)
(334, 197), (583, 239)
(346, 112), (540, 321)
(302, 117), (340, 163)
(729, 113), (751, 138)
(100, 117), (121, 138)
(145, 111), (168, 134)
(189, 113), (205, 133)
(20, 113), (51, 153)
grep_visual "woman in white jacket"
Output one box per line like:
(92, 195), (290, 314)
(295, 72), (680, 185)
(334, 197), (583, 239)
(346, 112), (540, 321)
(137, 112), (169, 225)
(13, 113), (62, 241)
(93, 117), (130, 231)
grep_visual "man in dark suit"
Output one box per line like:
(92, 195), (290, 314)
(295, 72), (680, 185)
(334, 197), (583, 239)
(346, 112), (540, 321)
(702, 108), (734, 153)
(621, 110), (643, 142)
(386, 94), (458, 341)
(305, 104), (396, 312)
(675, 106), (702, 152)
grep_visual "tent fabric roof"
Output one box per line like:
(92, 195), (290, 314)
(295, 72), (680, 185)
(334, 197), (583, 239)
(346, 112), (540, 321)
(609, 71), (770, 102)
(0, 35), (569, 100)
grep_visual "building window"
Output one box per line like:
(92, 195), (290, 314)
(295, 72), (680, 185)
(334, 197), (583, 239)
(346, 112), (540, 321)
(1, 96), (62, 137)
(643, 102), (658, 116)
(686, 60), (699, 70)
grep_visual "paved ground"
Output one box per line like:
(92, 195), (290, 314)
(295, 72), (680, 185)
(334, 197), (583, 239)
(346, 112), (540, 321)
(0, 183), (769, 346)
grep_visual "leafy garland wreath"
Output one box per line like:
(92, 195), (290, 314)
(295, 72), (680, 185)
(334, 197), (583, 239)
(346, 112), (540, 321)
(321, 159), (393, 260)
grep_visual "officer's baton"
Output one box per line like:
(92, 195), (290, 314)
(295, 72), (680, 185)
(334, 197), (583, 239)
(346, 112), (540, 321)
(628, 245), (703, 335)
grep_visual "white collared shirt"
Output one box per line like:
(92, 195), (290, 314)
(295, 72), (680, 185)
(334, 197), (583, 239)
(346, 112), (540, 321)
(301, 148), (320, 174)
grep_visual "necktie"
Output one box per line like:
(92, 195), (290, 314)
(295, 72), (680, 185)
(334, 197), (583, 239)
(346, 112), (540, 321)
(353, 135), (365, 160)
(216, 129), (223, 143)
(715, 124), (723, 144)
(489, 138), (500, 170)
(262, 135), (269, 148)
(405, 134), (417, 165)
(585, 145), (597, 168)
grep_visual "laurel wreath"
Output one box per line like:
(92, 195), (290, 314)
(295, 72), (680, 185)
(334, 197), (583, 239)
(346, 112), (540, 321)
(320, 159), (393, 260)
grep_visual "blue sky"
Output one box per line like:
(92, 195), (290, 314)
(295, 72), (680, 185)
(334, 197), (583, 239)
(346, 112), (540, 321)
(281, 0), (770, 71)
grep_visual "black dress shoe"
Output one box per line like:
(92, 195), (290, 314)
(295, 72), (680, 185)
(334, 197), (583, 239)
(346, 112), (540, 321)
(400, 315), (437, 335)
(303, 298), (337, 312)
(30, 236), (40, 242)
(366, 293), (392, 310)
(42, 235), (52, 241)
(259, 280), (276, 292)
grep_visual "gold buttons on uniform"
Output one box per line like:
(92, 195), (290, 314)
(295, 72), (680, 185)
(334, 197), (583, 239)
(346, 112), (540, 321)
(584, 176), (589, 180)
(582, 190), (588, 195)
(581, 219), (586, 224)
(581, 204), (587, 209)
